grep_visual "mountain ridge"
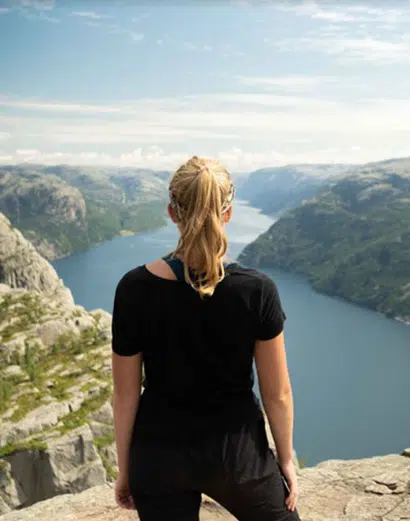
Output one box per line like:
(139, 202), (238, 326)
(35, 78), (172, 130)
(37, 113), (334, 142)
(237, 163), (355, 216)
(0, 164), (170, 261)
(239, 157), (410, 324)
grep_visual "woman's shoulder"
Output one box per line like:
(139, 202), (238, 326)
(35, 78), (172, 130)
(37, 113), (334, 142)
(225, 263), (278, 292)
(227, 263), (273, 282)
(115, 265), (150, 292)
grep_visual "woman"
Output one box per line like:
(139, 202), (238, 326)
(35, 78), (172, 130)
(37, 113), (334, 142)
(111, 156), (300, 521)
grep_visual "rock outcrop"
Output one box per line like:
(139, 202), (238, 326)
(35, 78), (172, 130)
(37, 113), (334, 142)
(1, 452), (409, 521)
(0, 213), (73, 307)
(0, 223), (113, 512)
(2, 425), (106, 510)
(0, 282), (113, 513)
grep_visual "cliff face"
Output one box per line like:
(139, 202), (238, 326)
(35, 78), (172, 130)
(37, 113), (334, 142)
(0, 169), (87, 260)
(0, 213), (73, 307)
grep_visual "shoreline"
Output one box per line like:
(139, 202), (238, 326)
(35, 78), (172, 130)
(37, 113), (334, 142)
(48, 221), (167, 262)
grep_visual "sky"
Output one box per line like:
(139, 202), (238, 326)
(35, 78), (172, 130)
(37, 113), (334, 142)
(0, 0), (410, 172)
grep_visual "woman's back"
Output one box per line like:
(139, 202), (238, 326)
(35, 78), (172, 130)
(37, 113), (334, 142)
(113, 262), (285, 412)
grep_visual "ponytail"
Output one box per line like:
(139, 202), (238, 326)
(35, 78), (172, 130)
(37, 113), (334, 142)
(169, 156), (234, 298)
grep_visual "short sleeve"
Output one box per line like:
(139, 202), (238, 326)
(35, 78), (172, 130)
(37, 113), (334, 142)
(256, 276), (286, 341)
(111, 274), (142, 356)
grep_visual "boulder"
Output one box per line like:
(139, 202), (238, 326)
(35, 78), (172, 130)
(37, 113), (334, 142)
(2, 425), (106, 510)
(36, 319), (79, 347)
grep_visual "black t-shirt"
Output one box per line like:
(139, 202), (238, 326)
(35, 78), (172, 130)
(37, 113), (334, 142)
(112, 262), (286, 440)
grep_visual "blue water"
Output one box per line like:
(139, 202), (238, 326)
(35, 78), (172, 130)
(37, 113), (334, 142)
(53, 200), (410, 466)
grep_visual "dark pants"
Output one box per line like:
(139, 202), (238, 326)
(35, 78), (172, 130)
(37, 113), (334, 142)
(128, 414), (301, 521)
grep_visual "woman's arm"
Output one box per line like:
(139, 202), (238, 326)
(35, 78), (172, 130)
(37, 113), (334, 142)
(255, 332), (297, 511)
(112, 352), (142, 476)
(255, 331), (293, 463)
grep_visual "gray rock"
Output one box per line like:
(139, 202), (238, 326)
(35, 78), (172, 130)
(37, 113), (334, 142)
(0, 460), (24, 514)
(100, 444), (117, 470)
(36, 319), (79, 347)
(0, 213), (74, 307)
(89, 422), (113, 440)
(72, 315), (96, 333)
(1, 395), (84, 446)
(90, 402), (113, 425)
(1, 336), (27, 358)
(2, 366), (26, 378)
(90, 310), (112, 330)
(2, 425), (106, 510)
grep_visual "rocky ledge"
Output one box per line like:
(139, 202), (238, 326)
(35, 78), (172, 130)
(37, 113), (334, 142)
(1, 452), (409, 521)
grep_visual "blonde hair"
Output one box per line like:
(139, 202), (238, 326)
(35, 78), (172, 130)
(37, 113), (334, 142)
(169, 156), (235, 298)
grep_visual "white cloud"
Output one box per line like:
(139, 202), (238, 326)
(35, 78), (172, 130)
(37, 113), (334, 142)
(277, 36), (410, 65)
(0, 7), (10, 14)
(275, 2), (410, 24)
(236, 75), (337, 92)
(0, 132), (11, 141)
(15, 5), (59, 22)
(1, 144), (407, 173)
(131, 32), (144, 42)
(1, 90), (409, 171)
(231, 0), (252, 7)
(131, 13), (150, 23)
(184, 42), (197, 50)
(0, 97), (122, 114)
(83, 21), (102, 28)
(71, 11), (104, 20)
(16, 148), (40, 156)
(19, 0), (54, 10)
(75, 19), (144, 43)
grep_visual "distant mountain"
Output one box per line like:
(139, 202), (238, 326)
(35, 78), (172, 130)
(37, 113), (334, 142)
(238, 164), (354, 216)
(0, 165), (170, 260)
(239, 157), (410, 323)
